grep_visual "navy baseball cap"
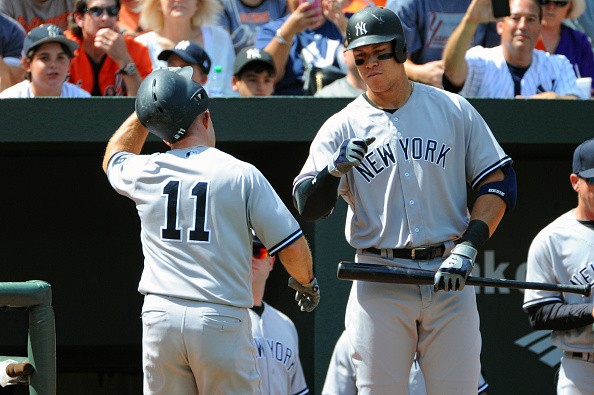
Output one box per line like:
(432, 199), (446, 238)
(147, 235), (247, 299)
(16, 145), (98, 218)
(233, 47), (276, 76)
(158, 40), (211, 75)
(22, 24), (78, 57)
(573, 138), (594, 178)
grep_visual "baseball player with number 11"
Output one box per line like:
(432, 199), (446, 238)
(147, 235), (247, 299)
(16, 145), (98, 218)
(293, 7), (516, 395)
(102, 66), (320, 395)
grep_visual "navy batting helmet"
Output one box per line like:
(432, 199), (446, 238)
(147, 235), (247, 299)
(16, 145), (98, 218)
(345, 7), (407, 63)
(135, 66), (208, 144)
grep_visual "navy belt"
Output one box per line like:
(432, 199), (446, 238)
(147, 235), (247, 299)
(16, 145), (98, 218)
(564, 351), (594, 363)
(363, 244), (445, 261)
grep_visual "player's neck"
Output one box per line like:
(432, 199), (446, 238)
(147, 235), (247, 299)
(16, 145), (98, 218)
(367, 79), (413, 110)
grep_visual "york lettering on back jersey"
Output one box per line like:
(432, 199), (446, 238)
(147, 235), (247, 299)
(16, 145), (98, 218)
(253, 337), (296, 371)
(354, 137), (452, 182)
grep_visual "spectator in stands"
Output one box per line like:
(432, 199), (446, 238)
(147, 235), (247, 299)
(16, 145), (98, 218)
(159, 40), (211, 85)
(386, 0), (499, 88)
(232, 46), (276, 96)
(117, 0), (145, 37)
(536, 0), (594, 93)
(216, 0), (287, 54)
(65, 0), (153, 96)
(254, 0), (347, 95)
(0, 0), (73, 32)
(442, 0), (581, 98)
(0, 13), (26, 92)
(0, 24), (90, 97)
(136, 0), (236, 96)
(314, 46), (364, 97)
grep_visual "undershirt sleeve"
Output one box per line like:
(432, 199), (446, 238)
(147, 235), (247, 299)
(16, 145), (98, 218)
(525, 301), (594, 330)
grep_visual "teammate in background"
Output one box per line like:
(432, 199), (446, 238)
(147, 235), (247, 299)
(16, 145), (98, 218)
(250, 233), (309, 395)
(293, 7), (515, 394)
(0, 24), (90, 97)
(159, 40), (211, 86)
(65, 0), (153, 96)
(102, 66), (319, 394)
(385, 0), (499, 88)
(322, 331), (489, 395)
(0, 0), (72, 32)
(0, 13), (26, 92)
(232, 46), (276, 96)
(216, 0), (287, 54)
(523, 138), (594, 395)
(442, 0), (582, 98)
(314, 46), (365, 97)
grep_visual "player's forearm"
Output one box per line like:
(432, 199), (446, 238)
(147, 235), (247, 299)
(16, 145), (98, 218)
(102, 112), (149, 173)
(293, 168), (340, 221)
(442, 15), (477, 86)
(526, 302), (594, 330)
(278, 236), (314, 285)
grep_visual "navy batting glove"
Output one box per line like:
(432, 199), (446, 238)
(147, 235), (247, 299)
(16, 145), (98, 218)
(328, 137), (375, 177)
(434, 244), (477, 291)
(288, 277), (320, 312)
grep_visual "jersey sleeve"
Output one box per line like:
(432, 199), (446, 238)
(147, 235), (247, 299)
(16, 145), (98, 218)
(551, 54), (582, 97)
(458, 97), (511, 188)
(247, 166), (302, 255)
(522, 229), (564, 310)
(106, 151), (153, 199)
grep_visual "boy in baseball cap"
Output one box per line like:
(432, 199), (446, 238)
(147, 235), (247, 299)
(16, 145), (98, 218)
(0, 24), (89, 97)
(232, 47), (276, 97)
(573, 137), (594, 182)
(158, 40), (211, 86)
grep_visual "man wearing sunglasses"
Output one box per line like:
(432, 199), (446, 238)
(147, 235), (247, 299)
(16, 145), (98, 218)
(523, 137), (594, 394)
(65, 0), (153, 96)
(442, 0), (583, 98)
(249, 233), (309, 395)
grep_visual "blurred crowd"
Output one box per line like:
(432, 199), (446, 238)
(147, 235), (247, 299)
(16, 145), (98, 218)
(0, 0), (592, 98)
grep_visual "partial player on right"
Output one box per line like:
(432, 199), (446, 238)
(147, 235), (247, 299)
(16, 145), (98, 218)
(523, 138), (594, 395)
(293, 6), (515, 395)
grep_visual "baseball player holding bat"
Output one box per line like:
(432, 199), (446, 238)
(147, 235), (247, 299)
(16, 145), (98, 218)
(102, 66), (319, 395)
(292, 7), (516, 394)
(523, 138), (594, 394)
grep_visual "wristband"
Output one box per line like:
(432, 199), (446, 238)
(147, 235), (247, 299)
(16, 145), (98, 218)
(459, 219), (490, 249)
(275, 28), (289, 45)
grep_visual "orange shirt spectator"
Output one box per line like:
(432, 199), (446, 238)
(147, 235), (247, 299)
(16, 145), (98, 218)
(66, 0), (152, 96)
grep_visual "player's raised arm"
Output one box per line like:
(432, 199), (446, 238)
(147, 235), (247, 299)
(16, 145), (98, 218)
(102, 112), (148, 174)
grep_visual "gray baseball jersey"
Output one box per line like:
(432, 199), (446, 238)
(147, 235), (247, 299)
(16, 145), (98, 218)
(294, 83), (511, 253)
(107, 146), (302, 308)
(461, 46), (581, 98)
(523, 210), (594, 352)
(250, 302), (308, 395)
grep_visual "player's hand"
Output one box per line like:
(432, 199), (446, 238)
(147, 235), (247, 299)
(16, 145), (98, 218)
(288, 277), (320, 312)
(434, 244), (477, 291)
(328, 137), (375, 177)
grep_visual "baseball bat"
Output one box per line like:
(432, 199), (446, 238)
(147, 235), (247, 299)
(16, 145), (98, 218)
(337, 262), (592, 296)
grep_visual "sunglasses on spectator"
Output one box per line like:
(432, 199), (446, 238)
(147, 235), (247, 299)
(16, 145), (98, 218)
(253, 246), (269, 259)
(84, 5), (120, 17)
(539, 0), (569, 7)
(579, 175), (594, 184)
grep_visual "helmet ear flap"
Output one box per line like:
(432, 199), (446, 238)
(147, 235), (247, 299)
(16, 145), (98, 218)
(394, 39), (407, 63)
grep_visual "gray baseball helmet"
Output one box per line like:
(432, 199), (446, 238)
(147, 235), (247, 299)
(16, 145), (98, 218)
(135, 66), (208, 144)
(344, 7), (407, 63)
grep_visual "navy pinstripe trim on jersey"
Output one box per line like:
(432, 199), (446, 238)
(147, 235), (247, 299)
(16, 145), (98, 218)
(471, 156), (513, 189)
(478, 382), (489, 394)
(293, 387), (309, 395)
(267, 229), (303, 256)
(522, 296), (563, 311)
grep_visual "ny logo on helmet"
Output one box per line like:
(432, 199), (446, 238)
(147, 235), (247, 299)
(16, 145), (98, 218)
(355, 21), (367, 37)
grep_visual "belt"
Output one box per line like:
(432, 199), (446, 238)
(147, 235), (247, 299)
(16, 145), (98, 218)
(363, 244), (445, 261)
(563, 351), (594, 363)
